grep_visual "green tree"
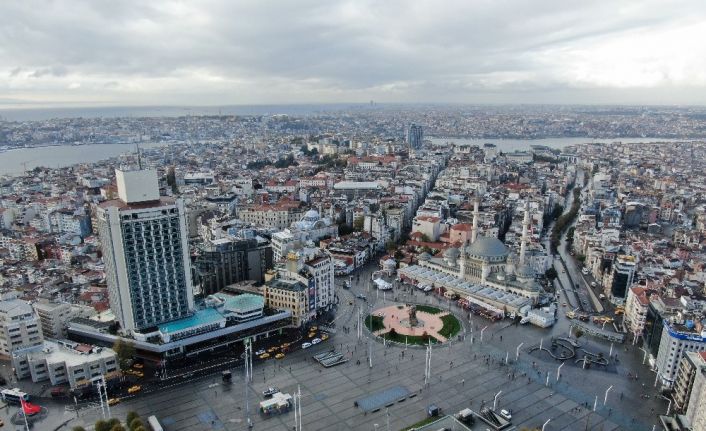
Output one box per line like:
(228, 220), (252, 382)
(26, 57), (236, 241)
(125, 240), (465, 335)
(95, 420), (111, 431)
(544, 267), (558, 281)
(112, 339), (136, 369)
(72, 427), (87, 431)
(353, 216), (364, 231)
(111, 426), (126, 431)
(126, 412), (140, 426)
(574, 328), (584, 339)
(129, 419), (145, 431)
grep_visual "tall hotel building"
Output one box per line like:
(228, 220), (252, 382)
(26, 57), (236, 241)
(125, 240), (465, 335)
(97, 169), (194, 333)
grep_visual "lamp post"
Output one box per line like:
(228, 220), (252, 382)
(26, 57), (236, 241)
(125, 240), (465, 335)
(505, 351), (509, 365)
(493, 391), (502, 410)
(654, 370), (662, 388)
(593, 395), (597, 411)
(480, 325), (488, 342)
(639, 347), (648, 365)
(542, 418), (551, 431)
(557, 362), (564, 382)
(516, 342), (524, 361)
(658, 395), (672, 416)
(539, 338), (543, 351)
(604, 385), (613, 406)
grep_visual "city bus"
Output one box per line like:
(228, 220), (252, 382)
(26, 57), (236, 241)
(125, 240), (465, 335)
(1, 388), (30, 404)
(147, 415), (164, 431)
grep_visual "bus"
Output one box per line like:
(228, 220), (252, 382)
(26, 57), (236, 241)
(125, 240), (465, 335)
(1, 388), (29, 404)
(147, 415), (164, 431)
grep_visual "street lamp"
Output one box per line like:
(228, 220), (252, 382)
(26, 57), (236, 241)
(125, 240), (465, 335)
(516, 342), (524, 361)
(604, 385), (613, 406)
(639, 347), (648, 365)
(493, 390), (502, 410)
(480, 325), (488, 342)
(542, 418), (551, 431)
(658, 395), (672, 416)
(557, 362), (564, 382)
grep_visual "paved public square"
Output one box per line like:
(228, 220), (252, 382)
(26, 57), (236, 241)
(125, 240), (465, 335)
(0, 262), (670, 430)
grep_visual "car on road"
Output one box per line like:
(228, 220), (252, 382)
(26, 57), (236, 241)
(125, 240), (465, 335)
(259, 353), (270, 359)
(263, 387), (279, 397)
(321, 334), (329, 341)
(133, 363), (144, 369)
(311, 338), (322, 344)
(591, 282), (597, 287)
(255, 349), (266, 356)
(267, 347), (278, 353)
(562, 302), (567, 307)
(128, 385), (141, 394)
(275, 353), (285, 359)
(500, 409), (512, 420)
(108, 398), (121, 406)
(302, 342), (312, 349)
(356, 294), (367, 301)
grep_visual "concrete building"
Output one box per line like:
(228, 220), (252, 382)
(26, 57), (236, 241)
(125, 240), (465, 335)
(270, 209), (338, 262)
(673, 351), (705, 413)
(194, 237), (273, 296)
(238, 204), (303, 230)
(12, 339), (118, 389)
(655, 320), (706, 389)
(278, 249), (336, 318)
(33, 302), (96, 339)
(624, 286), (650, 343)
(0, 295), (43, 356)
(97, 169), (194, 333)
(678, 351), (706, 430)
(606, 254), (637, 301)
(264, 279), (309, 326)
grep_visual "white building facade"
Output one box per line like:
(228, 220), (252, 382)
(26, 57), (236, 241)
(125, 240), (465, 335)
(97, 169), (194, 333)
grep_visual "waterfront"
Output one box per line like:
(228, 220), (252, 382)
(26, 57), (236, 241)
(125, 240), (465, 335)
(0, 142), (167, 176)
(430, 136), (694, 152)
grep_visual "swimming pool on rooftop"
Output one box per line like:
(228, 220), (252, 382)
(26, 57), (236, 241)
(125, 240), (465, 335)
(158, 308), (224, 333)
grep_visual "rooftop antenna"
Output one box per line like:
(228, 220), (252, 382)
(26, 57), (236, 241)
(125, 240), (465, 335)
(135, 143), (143, 170)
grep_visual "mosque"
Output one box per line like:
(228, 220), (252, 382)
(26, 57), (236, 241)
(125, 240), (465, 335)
(416, 198), (542, 301)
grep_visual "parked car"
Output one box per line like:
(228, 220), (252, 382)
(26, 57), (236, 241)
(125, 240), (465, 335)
(255, 349), (266, 356)
(427, 404), (441, 417)
(311, 338), (322, 345)
(108, 398), (121, 406)
(275, 353), (285, 359)
(302, 342), (312, 349)
(127, 385), (141, 394)
(321, 334), (329, 341)
(500, 409), (512, 420)
(259, 353), (270, 359)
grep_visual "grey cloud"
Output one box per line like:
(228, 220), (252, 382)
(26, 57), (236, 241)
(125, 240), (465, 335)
(0, 0), (705, 105)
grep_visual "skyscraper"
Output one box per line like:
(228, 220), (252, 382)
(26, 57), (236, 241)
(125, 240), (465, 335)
(407, 123), (423, 149)
(97, 169), (194, 333)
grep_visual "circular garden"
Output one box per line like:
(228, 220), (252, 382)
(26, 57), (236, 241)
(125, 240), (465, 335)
(364, 304), (462, 345)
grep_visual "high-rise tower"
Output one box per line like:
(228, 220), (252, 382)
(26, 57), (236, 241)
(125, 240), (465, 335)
(407, 123), (423, 150)
(97, 169), (194, 333)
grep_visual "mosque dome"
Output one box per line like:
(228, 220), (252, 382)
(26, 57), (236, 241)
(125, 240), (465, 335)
(515, 264), (535, 280)
(418, 252), (432, 261)
(443, 247), (460, 259)
(465, 236), (510, 260)
(303, 209), (320, 222)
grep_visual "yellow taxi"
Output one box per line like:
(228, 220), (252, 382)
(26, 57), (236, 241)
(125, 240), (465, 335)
(133, 363), (144, 369)
(275, 353), (285, 359)
(108, 398), (121, 406)
(321, 334), (329, 341)
(127, 385), (141, 394)
(259, 353), (270, 360)
(267, 346), (278, 353)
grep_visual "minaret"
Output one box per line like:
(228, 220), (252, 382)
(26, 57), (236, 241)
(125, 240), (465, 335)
(519, 200), (530, 265)
(471, 196), (480, 243)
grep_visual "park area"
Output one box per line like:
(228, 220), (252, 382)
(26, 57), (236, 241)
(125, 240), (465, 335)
(364, 304), (461, 345)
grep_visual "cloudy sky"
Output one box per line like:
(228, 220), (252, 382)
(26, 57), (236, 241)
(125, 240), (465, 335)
(1, 0), (706, 107)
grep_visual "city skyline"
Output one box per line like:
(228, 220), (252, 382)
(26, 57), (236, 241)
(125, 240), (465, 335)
(1, 0), (706, 108)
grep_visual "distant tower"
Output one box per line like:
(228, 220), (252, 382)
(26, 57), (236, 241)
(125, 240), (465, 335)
(519, 200), (530, 265)
(471, 196), (480, 244)
(407, 123), (423, 150)
(97, 169), (194, 333)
